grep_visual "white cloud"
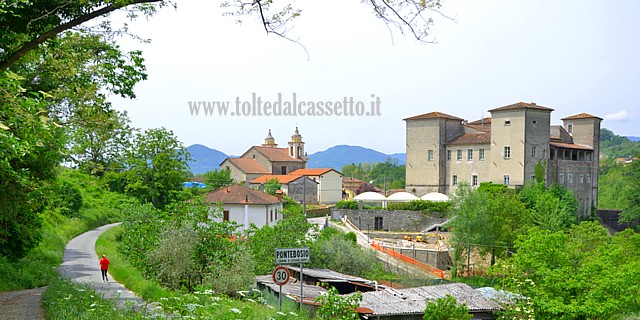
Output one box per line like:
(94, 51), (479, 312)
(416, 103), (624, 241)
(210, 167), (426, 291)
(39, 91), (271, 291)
(604, 110), (630, 121)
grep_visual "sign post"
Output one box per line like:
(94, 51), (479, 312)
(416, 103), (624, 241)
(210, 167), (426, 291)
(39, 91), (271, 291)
(272, 266), (290, 311)
(275, 248), (310, 311)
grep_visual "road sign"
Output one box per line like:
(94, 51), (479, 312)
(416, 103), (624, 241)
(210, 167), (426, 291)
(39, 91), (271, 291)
(272, 266), (290, 286)
(275, 247), (310, 264)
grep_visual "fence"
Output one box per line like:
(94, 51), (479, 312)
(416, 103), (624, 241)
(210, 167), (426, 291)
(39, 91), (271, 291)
(370, 241), (445, 279)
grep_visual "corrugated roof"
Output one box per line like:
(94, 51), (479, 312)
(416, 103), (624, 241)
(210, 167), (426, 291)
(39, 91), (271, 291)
(357, 283), (502, 316)
(489, 102), (554, 113)
(250, 174), (306, 184)
(204, 184), (281, 204)
(549, 141), (594, 151)
(447, 133), (491, 145)
(252, 146), (305, 162)
(403, 112), (464, 121)
(224, 158), (270, 174)
(561, 113), (603, 120)
(290, 168), (342, 176)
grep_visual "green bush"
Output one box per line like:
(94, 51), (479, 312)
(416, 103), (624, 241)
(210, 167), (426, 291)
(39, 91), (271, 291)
(335, 200), (358, 209)
(386, 200), (451, 213)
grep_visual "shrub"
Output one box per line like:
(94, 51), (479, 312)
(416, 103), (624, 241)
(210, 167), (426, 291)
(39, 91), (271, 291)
(147, 223), (199, 291)
(335, 200), (358, 209)
(315, 287), (362, 320)
(423, 294), (472, 320)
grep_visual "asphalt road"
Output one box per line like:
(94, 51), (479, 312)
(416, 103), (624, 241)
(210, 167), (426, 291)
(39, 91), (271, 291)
(58, 222), (145, 307)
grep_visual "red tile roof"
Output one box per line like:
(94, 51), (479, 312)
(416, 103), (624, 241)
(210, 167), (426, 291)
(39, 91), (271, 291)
(403, 112), (464, 121)
(204, 184), (281, 204)
(225, 158), (270, 174)
(290, 168), (342, 176)
(549, 141), (594, 151)
(250, 174), (305, 184)
(489, 102), (554, 113)
(252, 146), (305, 162)
(561, 113), (603, 121)
(464, 124), (492, 133)
(467, 118), (492, 125)
(447, 133), (491, 145)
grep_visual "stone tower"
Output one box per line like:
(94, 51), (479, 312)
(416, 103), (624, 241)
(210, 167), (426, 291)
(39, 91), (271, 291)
(262, 129), (277, 147)
(288, 127), (305, 159)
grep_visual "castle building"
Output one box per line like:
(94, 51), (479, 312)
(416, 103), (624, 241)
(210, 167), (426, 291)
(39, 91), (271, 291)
(404, 102), (601, 218)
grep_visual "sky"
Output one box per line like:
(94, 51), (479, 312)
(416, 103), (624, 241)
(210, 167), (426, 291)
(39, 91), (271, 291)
(108, 0), (640, 155)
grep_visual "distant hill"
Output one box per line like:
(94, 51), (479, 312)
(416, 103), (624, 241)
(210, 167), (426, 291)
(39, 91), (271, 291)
(186, 144), (227, 175)
(187, 144), (406, 174)
(627, 136), (640, 142)
(600, 128), (640, 159)
(307, 145), (406, 170)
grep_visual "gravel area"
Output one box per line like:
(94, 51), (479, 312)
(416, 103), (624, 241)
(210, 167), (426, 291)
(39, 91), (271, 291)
(0, 287), (46, 320)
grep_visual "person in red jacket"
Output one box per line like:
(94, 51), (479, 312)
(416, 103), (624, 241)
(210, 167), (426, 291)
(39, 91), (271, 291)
(99, 254), (110, 282)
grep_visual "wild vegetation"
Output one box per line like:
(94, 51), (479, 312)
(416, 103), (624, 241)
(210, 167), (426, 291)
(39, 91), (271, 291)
(342, 158), (406, 190)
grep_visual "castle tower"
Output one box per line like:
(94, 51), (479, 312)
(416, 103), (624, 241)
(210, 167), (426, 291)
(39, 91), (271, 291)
(288, 127), (305, 159)
(262, 129), (277, 147)
(561, 113), (602, 218)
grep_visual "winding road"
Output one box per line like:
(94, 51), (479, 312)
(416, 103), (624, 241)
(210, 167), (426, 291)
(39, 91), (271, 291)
(0, 223), (145, 319)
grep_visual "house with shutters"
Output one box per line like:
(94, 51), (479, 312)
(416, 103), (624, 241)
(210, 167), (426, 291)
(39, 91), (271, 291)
(203, 184), (283, 230)
(404, 102), (601, 218)
(219, 128), (308, 184)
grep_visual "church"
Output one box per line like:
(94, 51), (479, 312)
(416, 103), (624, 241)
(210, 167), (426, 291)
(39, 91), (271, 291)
(219, 128), (308, 184)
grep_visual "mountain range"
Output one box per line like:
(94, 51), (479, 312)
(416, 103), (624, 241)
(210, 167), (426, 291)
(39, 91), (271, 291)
(627, 136), (640, 142)
(186, 144), (406, 174)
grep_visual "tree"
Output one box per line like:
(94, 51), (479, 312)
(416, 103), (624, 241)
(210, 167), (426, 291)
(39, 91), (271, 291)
(497, 222), (640, 319)
(247, 211), (313, 275)
(124, 127), (191, 209)
(449, 182), (532, 270)
(0, 73), (65, 259)
(423, 294), (472, 320)
(201, 168), (233, 191)
(620, 160), (640, 224)
(519, 181), (578, 231)
(264, 177), (282, 196)
(68, 103), (134, 176)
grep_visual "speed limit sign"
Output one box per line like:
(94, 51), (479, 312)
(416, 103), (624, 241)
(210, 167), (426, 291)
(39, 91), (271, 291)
(272, 266), (290, 286)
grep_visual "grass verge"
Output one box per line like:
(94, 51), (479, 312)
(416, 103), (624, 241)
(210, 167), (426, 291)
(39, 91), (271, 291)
(95, 225), (310, 319)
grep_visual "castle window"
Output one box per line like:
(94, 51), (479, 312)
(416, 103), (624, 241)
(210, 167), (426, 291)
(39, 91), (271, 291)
(467, 149), (473, 161)
(587, 174), (591, 183)
(580, 174), (584, 183)
(428, 150), (434, 161)
(568, 174), (574, 184)
(560, 174), (565, 183)
(281, 166), (287, 175)
(531, 146), (537, 158)
(479, 149), (485, 161)
(504, 175), (510, 185)
(504, 146), (511, 159)
(472, 175), (479, 187)
(452, 175), (458, 186)
(568, 124), (573, 134)
(456, 150), (462, 161)
(504, 120), (511, 126)
(446, 150), (452, 161)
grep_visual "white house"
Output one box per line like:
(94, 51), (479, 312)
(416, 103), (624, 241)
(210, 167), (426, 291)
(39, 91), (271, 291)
(204, 184), (283, 230)
(289, 168), (343, 204)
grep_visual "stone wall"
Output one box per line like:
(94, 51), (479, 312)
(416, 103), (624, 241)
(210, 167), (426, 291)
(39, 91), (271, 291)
(331, 209), (447, 232)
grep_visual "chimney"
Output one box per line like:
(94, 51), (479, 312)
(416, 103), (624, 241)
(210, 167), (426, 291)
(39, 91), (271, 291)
(275, 190), (283, 201)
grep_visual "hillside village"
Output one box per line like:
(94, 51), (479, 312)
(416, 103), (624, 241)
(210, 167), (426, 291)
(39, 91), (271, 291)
(171, 101), (639, 319)
(3, 2), (640, 320)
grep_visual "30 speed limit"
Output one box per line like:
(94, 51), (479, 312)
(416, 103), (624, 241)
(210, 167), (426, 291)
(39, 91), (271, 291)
(272, 266), (290, 286)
